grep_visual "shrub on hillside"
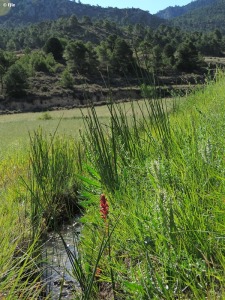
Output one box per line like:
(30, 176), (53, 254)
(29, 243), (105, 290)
(60, 67), (74, 89)
(3, 63), (28, 97)
(30, 51), (57, 73)
(43, 37), (64, 61)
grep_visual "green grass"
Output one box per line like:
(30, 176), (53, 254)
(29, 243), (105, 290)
(0, 153), (45, 299)
(0, 99), (176, 155)
(0, 110), (84, 155)
(71, 73), (225, 299)
(27, 129), (82, 234)
(0, 98), (176, 299)
(2, 74), (225, 299)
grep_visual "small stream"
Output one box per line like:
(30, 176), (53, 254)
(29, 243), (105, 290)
(42, 219), (81, 299)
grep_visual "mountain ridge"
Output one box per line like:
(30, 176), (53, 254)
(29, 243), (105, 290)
(156, 0), (216, 19)
(0, 0), (165, 28)
(169, 0), (225, 33)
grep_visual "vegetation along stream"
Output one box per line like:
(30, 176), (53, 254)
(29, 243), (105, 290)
(2, 0), (225, 298)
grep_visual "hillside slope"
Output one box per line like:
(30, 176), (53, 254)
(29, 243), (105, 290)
(0, 0), (164, 28)
(171, 0), (225, 33)
(156, 0), (215, 19)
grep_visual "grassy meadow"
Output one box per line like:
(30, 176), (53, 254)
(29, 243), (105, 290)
(0, 99), (177, 155)
(1, 73), (225, 299)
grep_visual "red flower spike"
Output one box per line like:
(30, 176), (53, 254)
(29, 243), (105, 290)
(95, 267), (102, 279)
(100, 194), (109, 220)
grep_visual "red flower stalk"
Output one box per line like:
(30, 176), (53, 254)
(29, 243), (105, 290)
(100, 194), (109, 220)
(95, 267), (102, 279)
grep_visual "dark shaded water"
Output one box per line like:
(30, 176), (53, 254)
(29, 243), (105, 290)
(42, 220), (81, 299)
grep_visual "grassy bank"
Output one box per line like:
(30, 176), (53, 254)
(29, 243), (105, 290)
(0, 97), (176, 298)
(73, 73), (225, 298)
(1, 72), (225, 299)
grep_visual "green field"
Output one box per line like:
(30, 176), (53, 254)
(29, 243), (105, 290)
(0, 98), (177, 155)
(0, 107), (97, 155)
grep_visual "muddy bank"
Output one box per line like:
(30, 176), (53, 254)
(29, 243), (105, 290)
(0, 87), (142, 114)
(0, 84), (197, 115)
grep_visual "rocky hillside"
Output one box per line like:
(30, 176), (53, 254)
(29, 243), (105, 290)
(155, 0), (225, 33)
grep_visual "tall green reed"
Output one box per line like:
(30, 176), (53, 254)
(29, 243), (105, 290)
(81, 95), (172, 194)
(0, 233), (46, 299)
(77, 72), (225, 298)
(26, 128), (81, 234)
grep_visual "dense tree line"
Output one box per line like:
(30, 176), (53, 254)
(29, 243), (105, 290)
(171, 0), (225, 34)
(0, 0), (163, 28)
(1, 16), (225, 98)
(0, 16), (224, 57)
(156, 0), (215, 20)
